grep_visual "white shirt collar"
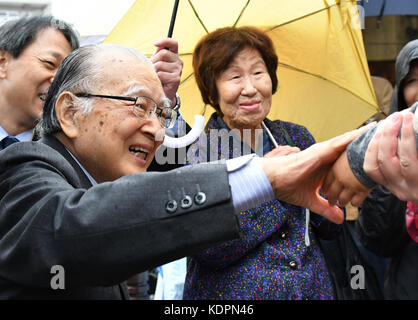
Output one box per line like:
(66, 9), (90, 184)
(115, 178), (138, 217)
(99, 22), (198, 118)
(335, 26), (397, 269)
(0, 126), (33, 142)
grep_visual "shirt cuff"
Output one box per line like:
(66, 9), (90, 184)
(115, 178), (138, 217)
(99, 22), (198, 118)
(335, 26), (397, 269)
(226, 154), (275, 214)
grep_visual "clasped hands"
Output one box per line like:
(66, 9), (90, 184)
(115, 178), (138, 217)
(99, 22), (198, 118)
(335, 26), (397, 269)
(321, 111), (417, 211)
(363, 111), (418, 203)
(260, 111), (417, 225)
(258, 123), (374, 225)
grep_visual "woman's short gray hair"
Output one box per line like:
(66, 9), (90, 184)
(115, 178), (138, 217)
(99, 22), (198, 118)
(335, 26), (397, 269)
(36, 44), (154, 137)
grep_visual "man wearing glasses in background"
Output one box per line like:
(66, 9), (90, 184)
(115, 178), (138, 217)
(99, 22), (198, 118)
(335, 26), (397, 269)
(0, 43), (368, 299)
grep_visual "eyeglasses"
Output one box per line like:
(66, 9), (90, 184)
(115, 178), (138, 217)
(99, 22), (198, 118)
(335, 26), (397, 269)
(75, 93), (177, 129)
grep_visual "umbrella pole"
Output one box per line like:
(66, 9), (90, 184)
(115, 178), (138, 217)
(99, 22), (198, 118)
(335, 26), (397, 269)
(167, 0), (180, 38)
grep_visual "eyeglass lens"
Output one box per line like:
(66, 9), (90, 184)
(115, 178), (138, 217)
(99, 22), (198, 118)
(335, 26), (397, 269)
(133, 96), (176, 129)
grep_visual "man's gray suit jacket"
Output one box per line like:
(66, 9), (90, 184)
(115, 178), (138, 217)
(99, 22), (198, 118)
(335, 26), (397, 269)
(0, 135), (240, 299)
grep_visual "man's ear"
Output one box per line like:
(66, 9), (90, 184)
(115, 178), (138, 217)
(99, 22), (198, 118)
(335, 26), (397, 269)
(55, 92), (80, 139)
(0, 50), (11, 79)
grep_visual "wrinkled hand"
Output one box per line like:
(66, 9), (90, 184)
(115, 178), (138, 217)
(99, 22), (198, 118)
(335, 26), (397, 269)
(264, 145), (300, 158)
(151, 38), (183, 107)
(259, 124), (372, 224)
(364, 111), (418, 202)
(322, 150), (371, 207)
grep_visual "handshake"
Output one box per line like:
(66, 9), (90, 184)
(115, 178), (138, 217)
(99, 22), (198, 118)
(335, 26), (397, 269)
(259, 109), (417, 224)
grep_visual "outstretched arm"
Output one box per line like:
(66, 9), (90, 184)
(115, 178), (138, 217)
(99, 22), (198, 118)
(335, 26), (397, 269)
(259, 123), (372, 224)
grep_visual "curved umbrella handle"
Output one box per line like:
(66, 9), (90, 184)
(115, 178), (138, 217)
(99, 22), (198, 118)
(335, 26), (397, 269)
(163, 115), (205, 148)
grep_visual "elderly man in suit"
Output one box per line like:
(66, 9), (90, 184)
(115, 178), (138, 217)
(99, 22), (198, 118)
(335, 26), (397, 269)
(0, 16), (182, 300)
(0, 43), (367, 299)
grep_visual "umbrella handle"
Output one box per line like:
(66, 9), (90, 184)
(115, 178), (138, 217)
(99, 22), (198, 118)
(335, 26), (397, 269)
(163, 115), (205, 148)
(167, 0), (180, 38)
(164, 0), (204, 149)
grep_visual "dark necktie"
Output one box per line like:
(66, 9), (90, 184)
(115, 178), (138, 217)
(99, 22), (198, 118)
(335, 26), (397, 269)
(0, 136), (19, 151)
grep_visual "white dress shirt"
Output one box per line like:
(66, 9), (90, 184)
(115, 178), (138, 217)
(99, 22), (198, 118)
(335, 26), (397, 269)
(0, 126), (33, 143)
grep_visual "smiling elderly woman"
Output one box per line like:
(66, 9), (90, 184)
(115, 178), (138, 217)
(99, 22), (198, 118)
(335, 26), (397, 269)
(184, 26), (340, 300)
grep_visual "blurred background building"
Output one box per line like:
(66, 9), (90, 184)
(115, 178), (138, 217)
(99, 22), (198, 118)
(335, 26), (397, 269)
(0, 0), (50, 23)
(358, 0), (418, 86)
(364, 15), (417, 86)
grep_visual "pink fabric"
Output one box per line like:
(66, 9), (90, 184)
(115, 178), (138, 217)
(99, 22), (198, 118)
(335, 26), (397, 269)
(406, 202), (418, 243)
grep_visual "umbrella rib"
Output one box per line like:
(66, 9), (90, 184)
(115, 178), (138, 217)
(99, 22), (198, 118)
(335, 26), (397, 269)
(187, 0), (209, 33)
(265, 4), (337, 32)
(180, 72), (195, 85)
(184, 2), (337, 37)
(278, 62), (377, 110)
(279, 62), (328, 81)
(233, 0), (251, 27)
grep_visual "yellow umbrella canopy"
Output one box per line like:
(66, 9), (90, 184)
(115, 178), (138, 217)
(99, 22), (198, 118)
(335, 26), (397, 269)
(105, 0), (378, 142)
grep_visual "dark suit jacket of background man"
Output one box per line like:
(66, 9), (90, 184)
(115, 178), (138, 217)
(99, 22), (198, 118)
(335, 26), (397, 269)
(0, 135), (240, 299)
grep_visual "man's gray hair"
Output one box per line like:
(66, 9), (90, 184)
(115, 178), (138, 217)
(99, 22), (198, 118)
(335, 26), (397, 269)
(36, 44), (154, 137)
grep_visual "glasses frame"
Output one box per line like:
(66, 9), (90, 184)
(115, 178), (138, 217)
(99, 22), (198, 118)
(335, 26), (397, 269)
(75, 93), (177, 129)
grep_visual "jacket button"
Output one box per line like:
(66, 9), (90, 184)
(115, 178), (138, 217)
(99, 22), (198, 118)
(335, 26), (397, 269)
(280, 232), (287, 239)
(289, 261), (297, 269)
(181, 195), (192, 209)
(194, 192), (206, 205)
(165, 200), (177, 213)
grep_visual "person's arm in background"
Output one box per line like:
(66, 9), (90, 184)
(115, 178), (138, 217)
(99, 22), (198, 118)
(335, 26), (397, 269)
(362, 112), (418, 248)
(321, 109), (417, 257)
(363, 111), (418, 203)
(322, 103), (418, 206)
(355, 112), (417, 255)
(355, 113), (412, 256)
